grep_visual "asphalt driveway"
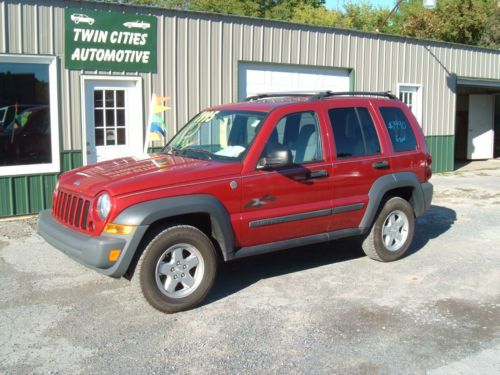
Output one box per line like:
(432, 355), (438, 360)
(1, 168), (499, 374)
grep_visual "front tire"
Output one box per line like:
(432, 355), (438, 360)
(362, 197), (415, 262)
(136, 225), (217, 313)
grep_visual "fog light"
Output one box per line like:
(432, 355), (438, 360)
(108, 249), (122, 262)
(103, 223), (136, 235)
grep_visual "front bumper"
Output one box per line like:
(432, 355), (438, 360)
(37, 210), (148, 278)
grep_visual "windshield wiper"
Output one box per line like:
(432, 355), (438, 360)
(163, 146), (181, 155)
(180, 147), (213, 160)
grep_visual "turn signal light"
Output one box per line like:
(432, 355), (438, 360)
(108, 249), (122, 262)
(103, 223), (136, 235)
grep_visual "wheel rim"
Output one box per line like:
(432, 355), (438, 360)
(381, 210), (409, 252)
(155, 243), (205, 299)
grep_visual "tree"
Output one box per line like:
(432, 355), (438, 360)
(105, 0), (499, 48)
(340, 1), (389, 32)
(394, 0), (498, 47)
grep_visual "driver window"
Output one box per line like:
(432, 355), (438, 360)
(262, 111), (323, 164)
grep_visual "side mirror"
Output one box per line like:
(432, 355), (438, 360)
(257, 147), (293, 170)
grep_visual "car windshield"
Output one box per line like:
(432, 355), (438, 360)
(164, 110), (267, 161)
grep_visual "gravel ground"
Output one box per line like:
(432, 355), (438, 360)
(1, 169), (499, 375)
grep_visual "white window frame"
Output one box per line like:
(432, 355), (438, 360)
(0, 54), (60, 176)
(397, 83), (423, 126)
(80, 75), (143, 165)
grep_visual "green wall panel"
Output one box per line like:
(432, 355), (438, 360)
(0, 150), (83, 218)
(425, 135), (455, 173)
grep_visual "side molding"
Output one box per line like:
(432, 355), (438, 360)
(359, 172), (426, 231)
(114, 195), (235, 260)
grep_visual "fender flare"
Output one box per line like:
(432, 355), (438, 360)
(114, 194), (235, 260)
(359, 172), (426, 231)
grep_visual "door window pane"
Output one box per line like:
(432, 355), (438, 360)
(116, 91), (125, 107)
(379, 107), (418, 152)
(328, 107), (381, 159)
(94, 90), (104, 108)
(95, 128), (104, 146)
(0, 62), (52, 166)
(262, 111), (322, 164)
(93, 89), (126, 147)
(94, 109), (103, 127)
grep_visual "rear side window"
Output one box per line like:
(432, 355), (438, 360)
(328, 107), (381, 159)
(379, 107), (418, 152)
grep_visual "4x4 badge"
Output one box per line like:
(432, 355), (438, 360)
(244, 194), (276, 209)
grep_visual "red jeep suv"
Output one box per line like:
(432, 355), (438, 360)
(38, 91), (433, 313)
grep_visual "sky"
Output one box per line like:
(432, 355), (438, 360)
(325, 0), (396, 10)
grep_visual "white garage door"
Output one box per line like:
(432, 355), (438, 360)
(239, 63), (350, 100)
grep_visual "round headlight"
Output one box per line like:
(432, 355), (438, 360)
(97, 193), (111, 220)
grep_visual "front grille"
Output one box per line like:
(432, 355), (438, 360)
(53, 190), (91, 231)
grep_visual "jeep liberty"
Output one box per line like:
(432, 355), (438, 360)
(38, 91), (433, 313)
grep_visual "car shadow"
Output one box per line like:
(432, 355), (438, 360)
(407, 204), (457, 256)
(203, 204), (456, 306)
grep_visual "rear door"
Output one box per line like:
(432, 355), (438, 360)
(239, 105), (334, 247)
(325, 100), (390, 231)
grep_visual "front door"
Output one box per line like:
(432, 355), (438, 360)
(468, 95), (494, 160)
(83, 78), (143, 164)
(240, 109), (333, 247)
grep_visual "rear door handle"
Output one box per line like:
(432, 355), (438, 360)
(372, 161), (390, 169)
(309, 169), (329, 179)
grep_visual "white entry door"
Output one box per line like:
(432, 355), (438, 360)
(239, 63), (350, 100)
(467, 95), (494, 160)
(82, 77), (143, 164)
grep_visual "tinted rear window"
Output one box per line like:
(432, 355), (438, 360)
(379, 107), (418, 152)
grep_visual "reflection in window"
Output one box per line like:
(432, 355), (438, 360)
(0, 63), (51, 166)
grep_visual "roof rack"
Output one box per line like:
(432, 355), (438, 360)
(245, 91), (399, 102)
(245, 92), (316, 102)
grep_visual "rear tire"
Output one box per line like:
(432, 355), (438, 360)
(135, 225), (217, 313)
(362, 197), (415, 262)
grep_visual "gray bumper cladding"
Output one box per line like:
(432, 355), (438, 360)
(37, 210), (147, 278)
(422, 182), (433, 212)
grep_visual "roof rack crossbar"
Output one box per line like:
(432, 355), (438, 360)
(245, 91), (399, 102)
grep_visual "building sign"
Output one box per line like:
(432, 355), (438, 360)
(65, 8), (157, 73)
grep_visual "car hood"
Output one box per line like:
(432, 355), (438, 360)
(59, 153), (241, 197)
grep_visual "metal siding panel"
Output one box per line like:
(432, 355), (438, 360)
(13, 176), (29, 215)
(262, 25), (272, 62)
(318, 32), (326, 66)
(222, 22), (232, 103)
(0, 178), (14, 217)
(22, 3), (35, 53)
(37, 4), (52, 54)
(290, 28), (300, 65)
(198, 18), (210, 115)
(7, 2), (21, 53)
(274, 27), (283, 63)
(28, 175), (44, 213)
(283, 27), (292, 63)
(0, 2), (6, 52)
